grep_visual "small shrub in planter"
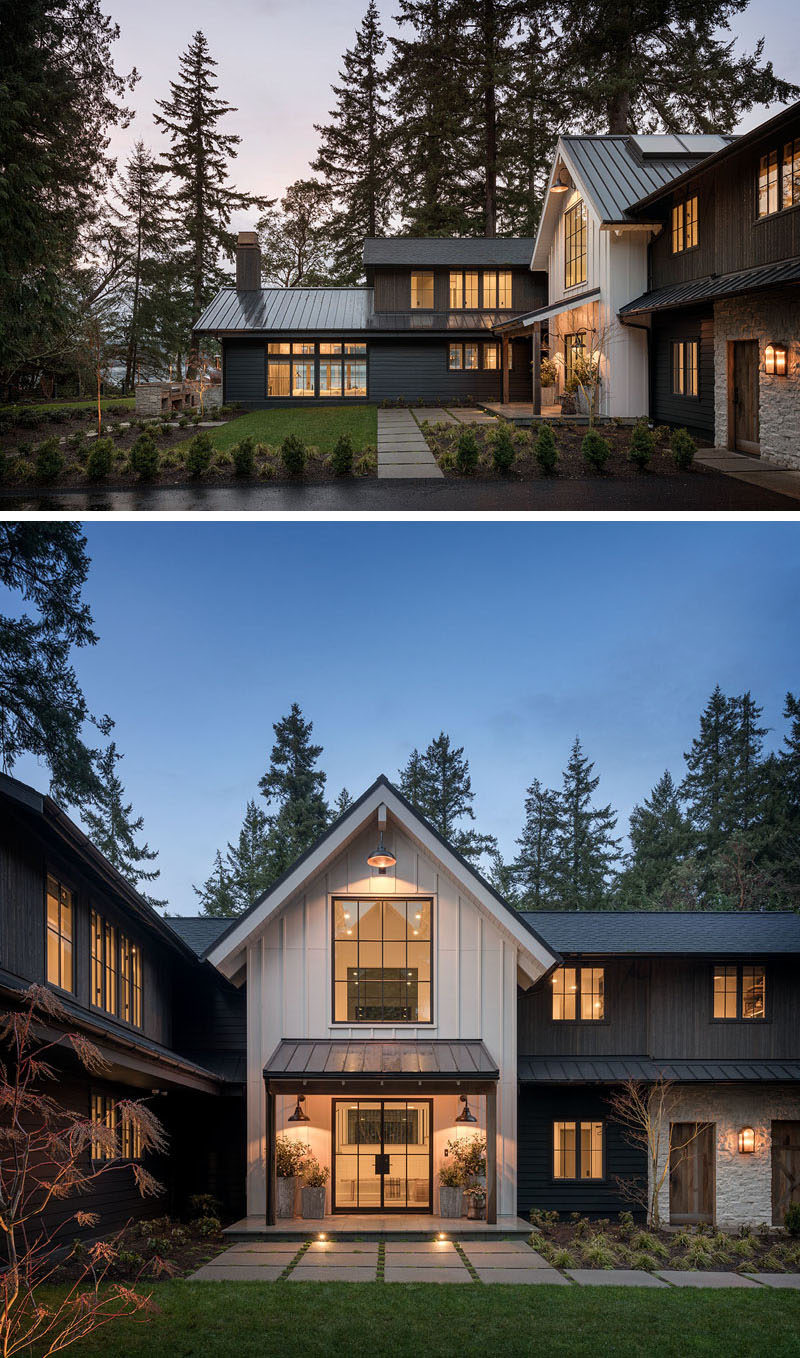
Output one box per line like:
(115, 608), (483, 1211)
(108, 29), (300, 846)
(534, 423), (558, 474)
(628, 419), (655, 470)
(785, 1203), (800, 1237)
(281, 433), (307, 476)
(491, 424), (516, 475)
(186, 431), (214, 477)
(129, 432), (160, 481)
(178, 416), (190, 429)
(276, 1133), (311, 1218)
(582, 428), (611, 472)
(232, 436), (256, 477)
(34, 438), (64, 482)
(86, 436), (115, 481)
(300, 1156), (330, 1219)
(331, 432), (354, 476)
(438, 1162), (464, 1218)
(463, 1186), (487, 1221)
(159, 422), (173, 439)
(671, 426), (696, 470)
(456, 427), (479, 474)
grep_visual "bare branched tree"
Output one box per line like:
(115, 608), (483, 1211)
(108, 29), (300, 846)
(607, 1077), (705, 1228)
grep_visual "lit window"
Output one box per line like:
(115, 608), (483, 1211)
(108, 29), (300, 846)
(464, 272), (478, 308)
(319, 360), (342, 397)
(564, 201), (587, 289)
(672, 197), (698, 253)
(292, 340), (314, 354)
(120, 1109), (143, 1160)
(267, 360), (290, 397)
(551, 967), (577, 1021)
(343, 360), (367, 397)
(91, 1093), (117, 1161)
(685, 196), (698, 249)
(713, 964), (738, 1019)
(758, 150), (779, 217)
(552, 966), (605, 1020)
(291, 361), (315, 396)
(483, 271), (497, 308)
(782, 139), (800, 209)
(580, 967), (605, 1020)
(46, 875), (73, 993)
(713, 963), (765, 1020)
(90, 910), (117, 1015)
(448, 344), (463, 370)
(344, 341), (367, 355)
(498, 270), (512, 309)
(411, 271), (434, 309)
(483, 343), (499, 369)
(464, 343), (479, 370)
(319, 342), (342, 354)
(120, 936), (142, 1027)
(554, 1121), (603, 1179)
(333, 898), (432, 1023)
(267, 342), (291, 354)
(671, 340), (699, 396)
(449, 271), (462, 308)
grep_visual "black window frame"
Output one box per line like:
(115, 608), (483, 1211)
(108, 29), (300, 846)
(448, 269), (480, 310)
(551, 1119), (605, 1181)
(671, 193), (699, 254)
(447, 341), (501, 372)
(670, 339), (700, 398)
(45, 872), (75, 996)
(410, 271), (435, 310)
(564, 200), (587, 290)
(331, 897), (434, 1026)
(550, 965), (606, 1023)
(711, 961), (767, 1022)
(266, 340), (368, 399)
(90, 908), (118, 1017)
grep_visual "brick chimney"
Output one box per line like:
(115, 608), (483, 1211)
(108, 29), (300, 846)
(235, 231), (261, 290)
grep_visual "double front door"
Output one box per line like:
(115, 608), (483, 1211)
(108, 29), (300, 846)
(332, 1099), (432, 1212)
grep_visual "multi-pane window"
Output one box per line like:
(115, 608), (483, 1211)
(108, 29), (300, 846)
(90, 1093), (117, 1161)
(782, 139), (800, 211)
(120, 936), (143, 1027)
(46, 875), (73, 993)
(713, 963), (766, 1020)
(449, 271), (479, 309)
(671, 340), (699, 396)
(90, 910), (117, 1015)
(480, 270), (513, 309)
(120, 1109), (143, 1160)
(553, 1121), (603, 1179)
(551, 966), (605, 1021)
(267, 340), (367, 398)
(671, 196), (699, 253)
(292, 360), (315, 396)
(411, 271), (434, 309)
(758, 149), (780, 217)
(564, 201), (587, 289)
(483, 342), (499, 369)
(447, 342), (496, 371)
(332, 898), (432, 1023)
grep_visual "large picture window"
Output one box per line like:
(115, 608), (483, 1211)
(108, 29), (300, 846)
(333, 898), (432, 1023)
(551, 966), (605, 1021)
(564, 201), (587, 289)
(713, 963), (765, 1020)
(267, 341), (367, 397)
(553, 1121), (604, 1179)
(46, 875), (73, 993)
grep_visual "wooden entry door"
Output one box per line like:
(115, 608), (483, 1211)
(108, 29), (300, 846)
(730, 340), (760, 454)
(670, 1122), (715, 1224)
(772, 1121), (800, 1225)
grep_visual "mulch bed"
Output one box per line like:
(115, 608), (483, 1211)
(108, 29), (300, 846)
(423, 419), (712, 481)
(52, 1215), (226, 1283)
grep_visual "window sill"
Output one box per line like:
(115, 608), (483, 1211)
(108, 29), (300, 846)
(754, 202), (800, 224)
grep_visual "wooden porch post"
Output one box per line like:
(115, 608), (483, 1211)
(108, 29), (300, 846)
(501, 336), (510, 405)
(486, 1086), (497, 1225)
(265, 1084), (276, 1226)
(532, 322), (542, 416)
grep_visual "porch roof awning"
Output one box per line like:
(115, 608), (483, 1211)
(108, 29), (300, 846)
(264, 1038), (499, 1091)
(519, 1055), (800, 1084)
(619, 259), (800, 317)
(493, 288), (601, 335)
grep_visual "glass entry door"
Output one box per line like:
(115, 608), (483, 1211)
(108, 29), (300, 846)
(332, 1099), (432, 1212)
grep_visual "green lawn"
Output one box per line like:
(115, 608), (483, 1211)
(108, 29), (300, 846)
(0, 396), (134, 413)
(38, 1281), (800, 1358)
(200, 405), (378, 454)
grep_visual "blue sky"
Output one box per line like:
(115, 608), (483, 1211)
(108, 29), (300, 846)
(9, 522), (800, 912)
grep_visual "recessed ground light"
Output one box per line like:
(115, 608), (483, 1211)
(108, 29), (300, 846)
(318, 1232), (327, 1240)
(437, 1232), (447, 1240)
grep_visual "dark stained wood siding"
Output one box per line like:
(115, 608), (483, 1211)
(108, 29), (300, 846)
(649, 958), (800, 1061)
(651, 309), (715, 436)
(517, 1085), (646, 1219)
(372, 267), (546, 314)
(518, 959), (649, 1057)
(222, 340), (266, 404)
(369, 338), (532, 402)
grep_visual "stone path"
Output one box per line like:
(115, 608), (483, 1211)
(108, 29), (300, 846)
(377, 408), (443, 478)
(694, 447), (800, 503)
(189, 1239), (800, 1287)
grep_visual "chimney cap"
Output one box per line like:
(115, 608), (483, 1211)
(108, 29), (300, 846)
(237, 231), (259, 245)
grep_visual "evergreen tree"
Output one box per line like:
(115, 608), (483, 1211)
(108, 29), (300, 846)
(555, 0), (798, 134)
(501, 15), (559, 235)
(616, 770), (690, 908)
(224, 800), (274, 912)
(554, 737), (622, 908)
(680, 685), (738, 876)
(312, 1), (394, 281)
(83, 742), (165, 908)
(258, 703), (330, 877)
(781, 692), (800, 819)
(397, 748), (428, 807)
(334, 788), (355, 818)
(399, 733), (497, 864)
(154, 31), (266, 367)
(256, 180), (332, 287)
(110, 142), (169, 391)
(194, 848), (238, 917)
(728, 691), (768, 834)
(511, 778), (561, 909)
(457, 0), (523, 235)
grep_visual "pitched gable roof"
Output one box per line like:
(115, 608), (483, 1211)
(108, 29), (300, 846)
(523, 911), (800, 955)
(363, 238), (536, 267)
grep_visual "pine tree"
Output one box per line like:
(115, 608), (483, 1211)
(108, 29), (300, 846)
(501, 15), (558, 235)
(226, 800), (274, 911)
(154, 31), (266, 366)
(399, 733), (497, 864)
(258, 703), (330, 877)
(397, 748), (428, 807)
(554, 737), (622, 909)
(511, 778), (562, 909)
(110, 142), (169, 391)
(312, 1), (394, 282)
(555, 0), (798, 134)
(616, 770), (690, 908)
(334, 788), (354, 818)
(83, 743), (165, 908)
(728, 692), (768, 834)
(256, 180), (331, 287)
(680, 685), (738, 874)
(457, 0), (523, 235)
(194, 848), (238, 917)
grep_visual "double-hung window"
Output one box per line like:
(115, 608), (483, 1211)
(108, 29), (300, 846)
(46, 875), (74, 993)
(553, 1121), (604, 1179)
(713, 963), (765, 1020)
(564, 201), (587, 289)
(551, 966), (605, 1020)
(671, 340), (699, 397)
(333, 898), (432, 1023)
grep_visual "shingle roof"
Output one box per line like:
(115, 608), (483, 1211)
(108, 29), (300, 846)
(561, 134), (732, 222)
(363, 237), (536, 267)
(166, 916), (233, 956)
(521, 911), (800, 955)
(518, 1056), (800, 1083)
(194, 287), (373, 334)
(619, 259), (800, 315)
(264, 1038), (498, 1080)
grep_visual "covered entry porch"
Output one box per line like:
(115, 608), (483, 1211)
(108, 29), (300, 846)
(262, 1039), (503, 1227)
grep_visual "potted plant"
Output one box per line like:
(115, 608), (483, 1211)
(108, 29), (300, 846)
(301, 1156), (330, 1220)
(275, 1134), (310, 1218)
(448, 1134), (487, 1187)
(438, 1162), (464, 1218)
(463, 1185), (487, 1221)
(540, 358), (558, 407)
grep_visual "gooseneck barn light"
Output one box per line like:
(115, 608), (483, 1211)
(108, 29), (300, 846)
(287, 1095), (310, 1123)
(455, 1095), (477, 1124)
(367, 803), (396, 873)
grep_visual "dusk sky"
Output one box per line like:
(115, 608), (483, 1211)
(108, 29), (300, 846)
(103, 0), (800, 226)
(8, 522), (800, 913)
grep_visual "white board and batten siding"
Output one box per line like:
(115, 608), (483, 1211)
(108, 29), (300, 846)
(244, 819), (529, 1218)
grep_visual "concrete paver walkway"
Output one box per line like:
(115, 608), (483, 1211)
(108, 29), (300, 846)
(377, 408), (443, 479)
(694, 448), (800, 503)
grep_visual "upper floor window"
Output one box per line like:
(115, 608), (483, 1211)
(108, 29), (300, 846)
(411, 271), (434, 309)
(713, 963), (765, 1020)
(671, 195), (698, 252)
(782, 139), (800, 212)
(90, 910), (118, 1015)
(333, 898), (432, 1023)
(449, 270), (478, 309)
(758, 140), (800, 217)
(120, 935), (143, 1027)
(671, 340), (699, 397)
(564, 201), (587, 289)
(483, 270), (512, 309)
(553, 1121), (603, 1179)
(551, 966), (604, 1020)
(46, 874), (73, 993)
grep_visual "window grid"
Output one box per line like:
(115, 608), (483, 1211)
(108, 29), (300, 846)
(758, 150), (780, 217)
(90, 1093), (117, 1161)
(120, 936), (143, 1028)
(552, 966), (605, 1021)
(713, 963), (766, 1020)
(46, 875), (73, 993)
(672, 196), (698, 253)
(267, 341), (367, 398)
(411, 271), (434, 309)
(783, 139), (800, 210)
(564, 201), (587, 289)
(447, 343), (500, 372)
(671, 202), (684, 253)
(120, 1110), (143, 1160)
(553, 1121), (603, 1179)
(90, 910), (118, 1015)
(333, 898), (432, 1024)
(671, 340), (699, 397)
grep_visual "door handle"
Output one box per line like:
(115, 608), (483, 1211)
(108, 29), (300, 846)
(374, 1153), (390, 1174)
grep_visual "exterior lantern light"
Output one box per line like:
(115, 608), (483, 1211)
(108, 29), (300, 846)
(455, 1094), (477, 1124)
(550, 170), (570, 194)
(367, 832), (396, 873)
(764, 342), (787, 376)
(287, 1095), (310, 1123)
(738, 1126), (756, 1154)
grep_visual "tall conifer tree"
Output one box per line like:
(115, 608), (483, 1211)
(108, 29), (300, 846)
(258, 703), (330, 877)
(111, 142), (169, 390)
(511, 777), (561, 909)
(83, 743), (165, 908)
(457, 0), (522, 235)
(194, 849), (238, 917)
(616, 770), (690, 908)
(554, 737), (622, 908)
(398, 733), (497, 864)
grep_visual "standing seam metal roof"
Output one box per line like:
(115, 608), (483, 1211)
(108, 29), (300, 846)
(619, 260), (800, 315)
(194, 287), (374, 334)
(264, 1038), (499, 1079)
(518, 1056), (800, 1083)
(562, 135), (733, 222)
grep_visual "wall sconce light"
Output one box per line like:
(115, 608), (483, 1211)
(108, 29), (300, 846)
(287, 1095), (310, 1123)
(738, 1126), (755, 1154)
(550, 170), (570, 194)
(455, 1094), (477, 1124)
(765, 342), (787, 376)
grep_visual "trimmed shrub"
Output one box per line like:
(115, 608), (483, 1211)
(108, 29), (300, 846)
(129, 432), (160, 481)
(455, 427), (479, 475)
(17, 408), (47, 430)
(331, 432), (354, 476)
(582, 427), (611, 472)
(67, 430), (86, 454)
(672, 426), (696, 470)
(185, 431), (214, 477)
(86, 437), (115, 481)
(534, 423), (558, 474)
(491, 424), (516, 475)
(34, 438), (64, 482)
(354, 451), (377, 476)
(281, 433), (307, 476)
(232, 436), (256, 477)
(628, 419), (655, 470)
(785, 1203), (800, 1237)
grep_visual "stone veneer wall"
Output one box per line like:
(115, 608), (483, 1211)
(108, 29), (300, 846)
(654, 1084), (800, 1229)
(713, 291), (800, 469)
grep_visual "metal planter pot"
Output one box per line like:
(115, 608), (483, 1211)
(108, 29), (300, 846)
(438, 1186), (464, 1218)
(466, 1197), (486, 1221)
(276, 1175), (298, 1218)
(301, 1185), (327, 1220)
